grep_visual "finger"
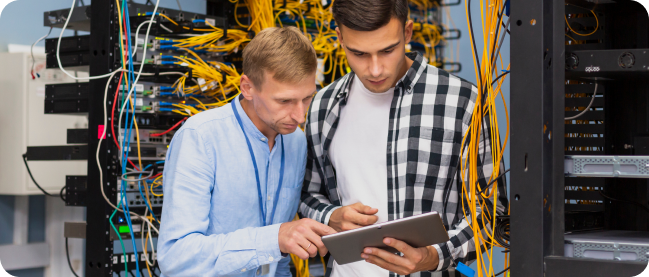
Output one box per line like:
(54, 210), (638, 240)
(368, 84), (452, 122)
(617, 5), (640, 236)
(362, 252), (409, 275)
(301, 226), (329, 256)
(363, 247), (409, 266)
(361, 205), (379, 215)
(349, 212), (378, 226)
(341, 222), (364, 231)
(351, 202), (378, 215)
(309, 221), (337, 236)
(288, 242), (310, 260)
(383, 238), (415, 255)
(300, 230), (322, 258)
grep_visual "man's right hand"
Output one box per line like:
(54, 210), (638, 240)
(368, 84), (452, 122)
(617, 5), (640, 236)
(279, 218), (337, 260)
(328, 202), (379, 232)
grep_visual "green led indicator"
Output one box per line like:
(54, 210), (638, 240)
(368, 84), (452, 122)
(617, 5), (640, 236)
(118, 226), (130, 233)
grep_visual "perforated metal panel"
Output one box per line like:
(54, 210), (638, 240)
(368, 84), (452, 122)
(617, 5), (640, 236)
(565, 155), (649, 178)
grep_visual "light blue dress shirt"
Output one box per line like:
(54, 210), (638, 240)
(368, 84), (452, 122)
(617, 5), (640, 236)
(157, 96), (307, 276)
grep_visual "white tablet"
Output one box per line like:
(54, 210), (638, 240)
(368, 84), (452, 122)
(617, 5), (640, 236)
(322, 211), (449, 265)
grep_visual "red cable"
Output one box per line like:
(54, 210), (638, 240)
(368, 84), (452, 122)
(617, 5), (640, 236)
(150, 118), (188, 137)
(149, 173), (162, 179)
(109, 72), (140, 171)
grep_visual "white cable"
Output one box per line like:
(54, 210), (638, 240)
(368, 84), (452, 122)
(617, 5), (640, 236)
(134, 20), (156, 58)
(160, 23), (174, 33)
(565, 83), (598, 120)
(31, 27), (53, 78)
(116, 71), (187, 166)
(140, 208), (156, 267)
(98, 69), (185, 215)
(121, 0), (161, 112)
(57, 0), (115, 80)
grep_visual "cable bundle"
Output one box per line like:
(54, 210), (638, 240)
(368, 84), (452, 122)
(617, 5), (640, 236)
(460, 0), (510, 276)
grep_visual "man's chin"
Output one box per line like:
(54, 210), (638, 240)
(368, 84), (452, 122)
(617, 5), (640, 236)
(276, 125), (299, 135)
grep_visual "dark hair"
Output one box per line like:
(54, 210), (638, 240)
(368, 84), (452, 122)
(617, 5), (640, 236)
(332, 0), (409, 31)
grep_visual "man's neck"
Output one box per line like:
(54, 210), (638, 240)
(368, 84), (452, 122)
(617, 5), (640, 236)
(391, 55), (415, 88)
(240, 97), (278, 150)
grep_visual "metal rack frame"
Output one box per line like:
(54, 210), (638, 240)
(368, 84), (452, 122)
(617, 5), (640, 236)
(511, 0), (649, 275)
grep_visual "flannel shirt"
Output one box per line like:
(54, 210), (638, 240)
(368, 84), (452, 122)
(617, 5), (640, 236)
(299, 52), (509, 277)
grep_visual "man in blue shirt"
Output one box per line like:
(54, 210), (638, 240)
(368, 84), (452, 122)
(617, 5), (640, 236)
(158, 26), (336, 276)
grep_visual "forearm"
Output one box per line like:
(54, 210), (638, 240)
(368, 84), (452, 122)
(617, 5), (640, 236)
(299, 193), (341, 225)
(158, 224), (283, 276)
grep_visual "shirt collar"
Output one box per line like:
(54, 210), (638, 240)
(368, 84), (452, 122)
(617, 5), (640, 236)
(234, 95), (269, 142)
(398, 51), (427, 94)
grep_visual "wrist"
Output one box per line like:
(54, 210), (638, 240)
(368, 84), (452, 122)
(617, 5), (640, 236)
(422, 246), (439, 271)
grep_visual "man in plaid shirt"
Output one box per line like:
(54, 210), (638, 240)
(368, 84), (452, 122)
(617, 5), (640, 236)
(298, 0), (508, 276)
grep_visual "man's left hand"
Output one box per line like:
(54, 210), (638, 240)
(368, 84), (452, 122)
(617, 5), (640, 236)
(361, 238), (439, 275)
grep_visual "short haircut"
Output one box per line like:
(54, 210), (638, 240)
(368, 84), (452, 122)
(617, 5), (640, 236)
(242, 26), (317, 89)
(332, 0), (409, 31)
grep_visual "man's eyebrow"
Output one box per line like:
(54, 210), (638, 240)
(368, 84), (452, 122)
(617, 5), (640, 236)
(346, 41), (401, 53)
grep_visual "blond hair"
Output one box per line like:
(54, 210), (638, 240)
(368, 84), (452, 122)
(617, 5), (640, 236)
(242, 26), (317, 88)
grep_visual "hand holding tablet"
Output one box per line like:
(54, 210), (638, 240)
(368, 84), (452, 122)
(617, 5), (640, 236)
(322, 211), (449, 267)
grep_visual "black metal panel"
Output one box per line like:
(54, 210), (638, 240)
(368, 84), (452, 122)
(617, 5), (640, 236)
(45, 82), (90, 99)
(544, 256), (646, 277)
(65, 175), (87, 207)
(566, 49), (649, 79)
(44, 98), (89, 114)
(25, 145), (88, 161)
(85, 0), (116, 275)
(45, 35), (90, 54)
(46, 52), (90, 68)
(565, 211), (604, 232)
(511, 0), (565, 275)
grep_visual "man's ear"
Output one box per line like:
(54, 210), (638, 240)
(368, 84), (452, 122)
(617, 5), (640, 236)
(335, 27), (344, 49)
(240, 75), (255, 101)
(404, 20), (414, 45)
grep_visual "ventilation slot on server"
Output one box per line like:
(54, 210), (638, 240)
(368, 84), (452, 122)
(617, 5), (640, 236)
(564, 83), (605, 220)
(565, 82), (605, 155)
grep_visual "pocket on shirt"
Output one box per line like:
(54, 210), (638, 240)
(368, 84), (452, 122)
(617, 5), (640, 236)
(278, 185), (302, 221)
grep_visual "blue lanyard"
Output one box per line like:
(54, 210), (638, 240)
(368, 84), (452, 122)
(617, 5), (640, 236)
(232, 102), (285, 226)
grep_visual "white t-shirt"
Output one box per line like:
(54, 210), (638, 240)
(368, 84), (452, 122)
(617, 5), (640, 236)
(329, 75), (393, 277)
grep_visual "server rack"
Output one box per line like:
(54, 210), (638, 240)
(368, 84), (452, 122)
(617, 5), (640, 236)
(511, 0), (649, 276)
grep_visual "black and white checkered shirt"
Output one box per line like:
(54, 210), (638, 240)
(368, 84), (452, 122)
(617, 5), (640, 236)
(299, 52), (508, 277)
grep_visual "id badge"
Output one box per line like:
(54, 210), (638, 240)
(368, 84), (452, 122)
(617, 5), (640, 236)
(256, 264), (270, 275)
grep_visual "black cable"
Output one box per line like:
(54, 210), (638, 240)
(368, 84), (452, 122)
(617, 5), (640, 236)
(66, 238), (80, 277)
(478, 169), (510, 195)
(22, 154), (58, 197)
(599, 190), (649, 213)
(60, 186), (67, 202)
(494, 216), (510, 249)
(495, 266), (510, 277)
(129, 270), (137, 277)
(491, 71), (510, 87)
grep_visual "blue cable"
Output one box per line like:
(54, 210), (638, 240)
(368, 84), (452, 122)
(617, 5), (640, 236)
(160, 86), (175, 91)
(160, 61), (178, 65)
(137, 164), (161, 223)
(192, 19), (205, 23)
(122, 1), (140, 275)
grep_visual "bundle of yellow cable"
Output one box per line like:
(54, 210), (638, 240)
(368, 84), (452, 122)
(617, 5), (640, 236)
(245, 0), (276, 33)
(411, 22), (445, 66)
(156, 13), (251, 55)
(460, 0), (510, 275)
(166, 50), (241, 107)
